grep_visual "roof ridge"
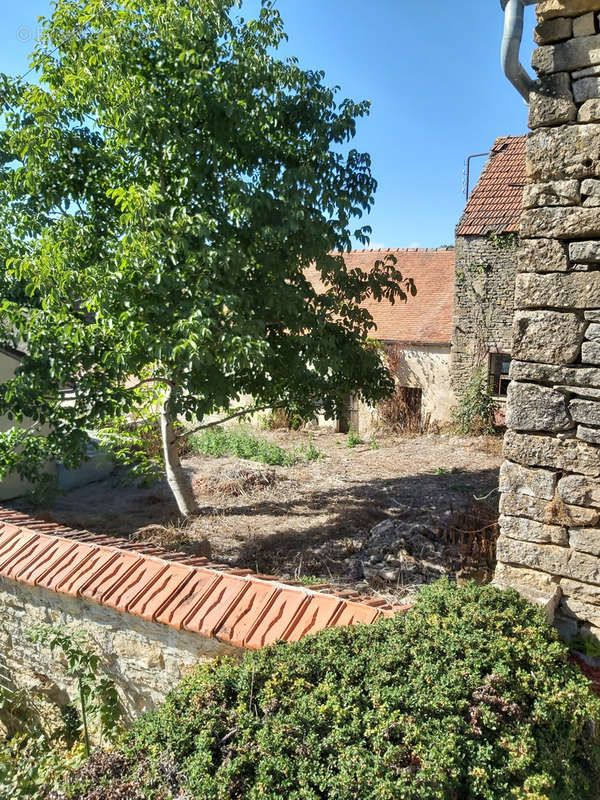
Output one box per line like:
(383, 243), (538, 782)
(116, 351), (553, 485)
(0, 508), (407, 650)
(330, 247), (455, 254)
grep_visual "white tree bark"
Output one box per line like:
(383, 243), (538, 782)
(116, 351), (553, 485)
(160, 391), (199, 517)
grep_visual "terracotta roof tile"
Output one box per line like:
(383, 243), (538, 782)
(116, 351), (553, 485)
(456, 136), (526, 236)
(102, 558), (168, 612)
(55, 548), (119, 596)
(79, 551), (143, 605)
(154, 569), (221, 629)
(305, 248), (455, 345)
(283, 594), (343, 643)
(36, 542), (98, 592)
(0, 508), (406, 649)
(17, 538), (78, 586)
(127, 563), (194, 622)
(214, 580), (278, 648)
(244, 589), (310, 649)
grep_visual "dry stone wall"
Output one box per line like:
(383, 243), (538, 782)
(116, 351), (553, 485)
(451, 234), (518, 397)
(0, 577), (236, 723)
(496, 0), (600, 639)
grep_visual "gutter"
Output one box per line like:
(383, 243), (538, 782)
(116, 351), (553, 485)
(500, 0), (539, 103)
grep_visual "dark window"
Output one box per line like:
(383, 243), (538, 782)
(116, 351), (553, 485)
(489, 353), (511, 397)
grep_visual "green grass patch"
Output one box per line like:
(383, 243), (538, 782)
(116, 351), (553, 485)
(188, 427), (322, 467)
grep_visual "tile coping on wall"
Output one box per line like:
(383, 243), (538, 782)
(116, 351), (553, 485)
(0, 507), (408, 651)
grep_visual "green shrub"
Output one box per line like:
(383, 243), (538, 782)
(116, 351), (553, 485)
(59, 581), (600, 800)
(188, 427), (321, 467)
(453, 369), (499, 435)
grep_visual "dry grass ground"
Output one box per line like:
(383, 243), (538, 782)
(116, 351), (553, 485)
(13, 430), (503, 602)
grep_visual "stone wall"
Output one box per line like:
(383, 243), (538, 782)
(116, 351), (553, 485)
(451, 234), (518, 398)
(0, 577), (236, 724)
(495, 0), (600, 639)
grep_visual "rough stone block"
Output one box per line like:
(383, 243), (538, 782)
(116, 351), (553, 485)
(578, 424), (600, 443)
(559, 386), (600, 399)
(574, 76), (600, 102)
(529, 74), (577, 128)
(512, 310), (585, 364)
(570, 398), (600, 426)
(579, 98), (600, 121)
(500, 513), (568, 545)
(496, 535), (571, 577)
(533, 33), (600, 74)
(582, 178), (600, 195)
(515, 272), (600, 309)
(510, 361), (600, 388)
(535, 17), (573, 44)
(586, 310), (600, 320)
(563, 595), (600, 626)
(493, 568), (562, 623)
(586, 322), (600, 338)
(582, 178), (600, 205)
(559, 474), (600, 507)
(499, 460), (558, 500)
(518, 238), (569, 272)
(570, 527), (600, 556)
(496, 562), (561, 593)
(503, 430), (600, 477)
(523, 179), (580, 207)
(520, 207), (600, 239)
(572, 64), (600, 78)
(555, 610), (581, 638)
(528, 124), (600, 181)
(560, 576), (600, 605)
(574, 11), (597, 36)
(537, 1), (600, 21)
(569, 240), (600, 262)
(582, 340), (600, 364)
(506, 382), (573, 432)
(500, 491), (599, 526)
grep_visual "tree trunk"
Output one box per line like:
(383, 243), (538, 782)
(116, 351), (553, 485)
(160, 393), (199, 517)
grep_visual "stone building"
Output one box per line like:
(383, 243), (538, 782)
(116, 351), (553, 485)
(452, 136), (526, 412)
(495, 0), (600, 639)
(307, 248), (456, 431)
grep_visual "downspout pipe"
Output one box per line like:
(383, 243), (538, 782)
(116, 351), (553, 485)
(501, 0), (539, 103)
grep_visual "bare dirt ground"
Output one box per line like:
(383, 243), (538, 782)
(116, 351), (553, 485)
(11, 430), (503, 602)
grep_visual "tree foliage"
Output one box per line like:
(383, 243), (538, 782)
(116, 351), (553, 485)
(0, 0), (415, 513)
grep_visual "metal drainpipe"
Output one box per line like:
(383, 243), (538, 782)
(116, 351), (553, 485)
(500, 0), (539, 103)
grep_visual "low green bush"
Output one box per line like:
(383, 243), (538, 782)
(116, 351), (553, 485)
(188, 427), (321, 467)
(57, 581), (600, 800)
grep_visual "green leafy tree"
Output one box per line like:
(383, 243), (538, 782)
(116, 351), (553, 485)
(0, 0), (414, 515)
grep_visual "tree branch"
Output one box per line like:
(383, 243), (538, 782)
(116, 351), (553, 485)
(177, 403), (285, 440)
(127, 376), (175, 391)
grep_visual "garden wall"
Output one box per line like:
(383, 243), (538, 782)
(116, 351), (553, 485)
(495, 0), (600, 638)
(0, 578), (234, 722)
(0, 510), (398, 724)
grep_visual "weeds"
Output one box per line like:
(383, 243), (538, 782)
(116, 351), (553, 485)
(188, 427), (321, 467)
(296, 575), (328, 587)
(346, 430), (361, 448)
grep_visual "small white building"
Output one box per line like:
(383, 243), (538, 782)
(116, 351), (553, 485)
(306, 248), (456, 432)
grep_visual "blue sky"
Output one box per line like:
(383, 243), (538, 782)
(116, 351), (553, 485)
(1, 0), (537, 248)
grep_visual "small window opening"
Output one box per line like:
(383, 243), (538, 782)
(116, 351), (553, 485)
(489, 353), (511, 397)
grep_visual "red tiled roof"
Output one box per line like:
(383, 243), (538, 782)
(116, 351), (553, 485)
(456, 136), (527, 236)
(0, 509), (406, 650)
(306, 248), (456, 345)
